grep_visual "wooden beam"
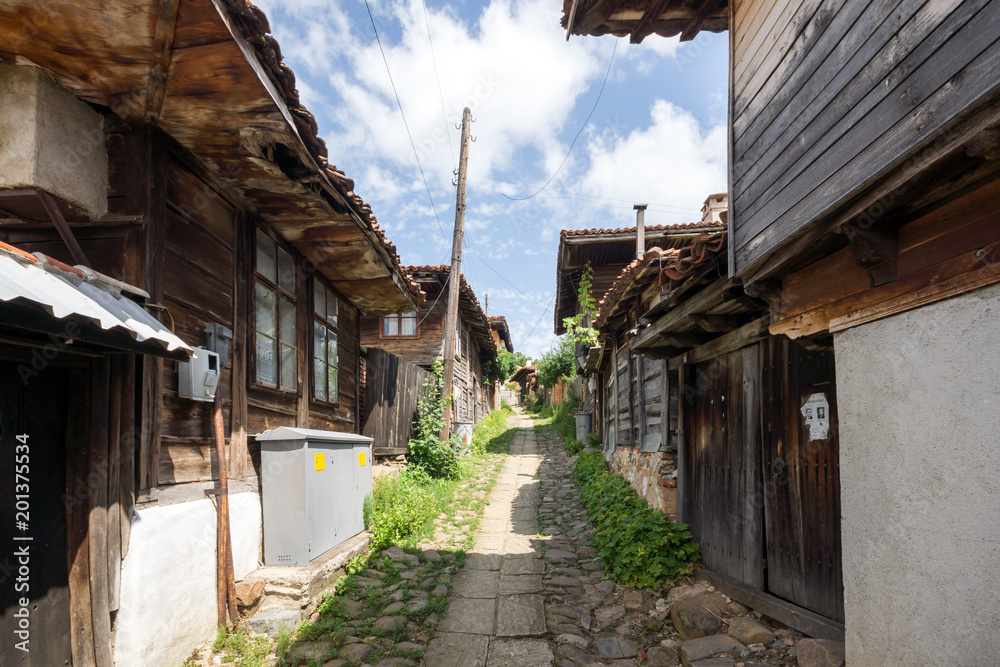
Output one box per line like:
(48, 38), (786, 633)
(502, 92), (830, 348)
(660, 332), (713, 348)
(688, 313), (749, 332)
(841, 223), (899, 287)
(574, 0), (623, 36)
(680, 0), (722, 41)
(631, 0), (673, 44)
(743, 280), (782, 324)
(633, 278), (731, 350)
(38, 190), (90, 267)
(145, 0), (181, 122)
(669, 316), (769, 370)
(89, 358), (113, 667)
(696, 569), (845, 642)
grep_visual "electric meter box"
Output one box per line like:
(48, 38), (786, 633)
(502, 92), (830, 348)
(257, 427), (373, 566)
(178, 347), (220, 401)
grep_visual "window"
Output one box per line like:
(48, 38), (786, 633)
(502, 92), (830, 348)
(255, 229), (296, 390)
(313, 280), (339, 402)
(455, 327), (462, 358)
(382, 310), (417, 337)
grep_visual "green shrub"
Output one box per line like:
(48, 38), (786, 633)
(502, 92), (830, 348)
(500, 399), (513, 412)
(408, 361), (459, 479)
(566, 439), (584, 455)
(365, 472), (438, 549)
(587, 432), (600, 448)
(574, 452), (700, 588)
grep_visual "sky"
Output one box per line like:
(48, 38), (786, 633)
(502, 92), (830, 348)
(255, 0), (729, 359)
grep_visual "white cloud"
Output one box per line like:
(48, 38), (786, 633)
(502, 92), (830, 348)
(579, 99), (726, 220)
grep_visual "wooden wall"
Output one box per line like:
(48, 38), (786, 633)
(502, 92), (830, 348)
(362, 348), (431, 454)
(730, 0), (1000, 277)
(360, 278), (491, 426)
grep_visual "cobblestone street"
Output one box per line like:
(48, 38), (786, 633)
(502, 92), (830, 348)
(423, 411), (675, 667)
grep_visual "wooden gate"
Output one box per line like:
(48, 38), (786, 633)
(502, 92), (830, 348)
(683, 338), (842, 623)
(760, 338), (843, 622)
(683, 345), (764, 589)
(362, 348), (431, 456)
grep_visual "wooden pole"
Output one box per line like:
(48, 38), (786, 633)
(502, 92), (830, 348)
(441, 107), (472, 440)
(213, 391), (237, 625)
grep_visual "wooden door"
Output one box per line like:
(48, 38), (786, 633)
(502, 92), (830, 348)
(0, 362), (73, 665)
(760, 338), (843, 622)
(683, 345), (764, 589)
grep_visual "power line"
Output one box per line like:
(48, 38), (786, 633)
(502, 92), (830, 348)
(416, 272), (450, 327)
(517, 292), (557, 351)
(503, 39), (618, 202)
(363, 0), (448, 243)
(463, 243), (553, 314)
(472, 174), (700, 212)
(418, 0), (457, 171)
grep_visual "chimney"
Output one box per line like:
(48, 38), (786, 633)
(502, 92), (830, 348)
(634, 204), (648, 259)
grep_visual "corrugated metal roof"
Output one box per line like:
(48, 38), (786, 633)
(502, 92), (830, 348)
(0, 241), (192, 358)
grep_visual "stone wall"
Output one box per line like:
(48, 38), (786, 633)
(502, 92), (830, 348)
(611, 446), (677, 519)
(834, 281), (1000, 664)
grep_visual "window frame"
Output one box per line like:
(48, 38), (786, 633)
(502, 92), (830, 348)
(311, 278), (341, 405)
(252, 227), (298, 393)
(380, 310), (419, 338)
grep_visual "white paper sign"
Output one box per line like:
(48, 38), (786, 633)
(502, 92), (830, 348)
(800, 393), (830, 441)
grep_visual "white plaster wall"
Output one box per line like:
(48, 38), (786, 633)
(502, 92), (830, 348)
(114, 492), (262, 667)
(0, 63), (108, 217)
(834, 282), (1000, 665)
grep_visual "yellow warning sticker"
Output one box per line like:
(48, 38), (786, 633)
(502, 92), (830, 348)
(314, 453), (325, 471)
(358, 452), (366, 467)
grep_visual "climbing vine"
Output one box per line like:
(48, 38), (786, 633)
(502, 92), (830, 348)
(562, 262), (599, 347)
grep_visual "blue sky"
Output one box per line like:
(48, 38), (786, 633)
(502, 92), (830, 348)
(255, 0), (728, 358)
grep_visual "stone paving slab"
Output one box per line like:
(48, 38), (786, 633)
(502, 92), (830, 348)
(420, 632), (490, 667)
(496, 594), (546, 637)
(501, 556), (545, 575)
(498, 574), (543, 595)
(452, 570), (500, 598)
(438, 597), (497, 635)
(463, 553), (502, 571)
(486, 638), (554, 666)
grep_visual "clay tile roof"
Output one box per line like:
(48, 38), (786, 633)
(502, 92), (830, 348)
(221, 0), (423, 302)
(594, 231), (727, 329)
(558, 220), (721, 238)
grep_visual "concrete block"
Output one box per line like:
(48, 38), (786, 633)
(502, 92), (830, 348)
(0, 63), (107, 217)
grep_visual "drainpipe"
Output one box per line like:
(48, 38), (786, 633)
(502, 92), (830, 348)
(634, 204), (648, 259)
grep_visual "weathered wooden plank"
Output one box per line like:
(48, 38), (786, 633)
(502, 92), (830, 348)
(697, 569), (845, 641)
(106, 357), (122, 613)
(119, 354), (135, 559)
(734, 0), (921, 179)
(88, 359), (113, 667)
(67, 369), (97, 667)
(734, 4), (1000, 270)
(633, 278), (731, 350)
(669, 317), (770, 370)
(229, 210), (249, 478)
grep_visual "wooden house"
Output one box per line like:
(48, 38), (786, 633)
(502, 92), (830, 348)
(0, 1), (423, 665)
(488, 315), (515, 408)
(360, 265), (497, 429)
(563, 0), (1000, 661)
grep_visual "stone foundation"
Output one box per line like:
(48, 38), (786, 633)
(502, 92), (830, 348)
(611, 447), (677, 519)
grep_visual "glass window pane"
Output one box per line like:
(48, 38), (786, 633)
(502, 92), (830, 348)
(327, 332), (338, 368)
(384, 317), (398, 336)
(280, 344), (296, 390)
(314, 358), (327, 400)
(255, 332), (276, 385)
(313, 282), (325, 318)
(326, 291), (338, 327)
(255, 282), (276, 337)
(277, 246), (295, 294)
(328, 365), (338, 402)
(400, 311), (416, 336)
(256, 230), (276, 283)
(314, 321), (326, 363)
(279, 298), (296, 346)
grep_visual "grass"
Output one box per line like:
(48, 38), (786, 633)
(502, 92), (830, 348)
(211, 406), (520, 667)
(210, 624), (274, 667)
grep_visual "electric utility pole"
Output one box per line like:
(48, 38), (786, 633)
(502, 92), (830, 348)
(441, 106), (472, 439)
